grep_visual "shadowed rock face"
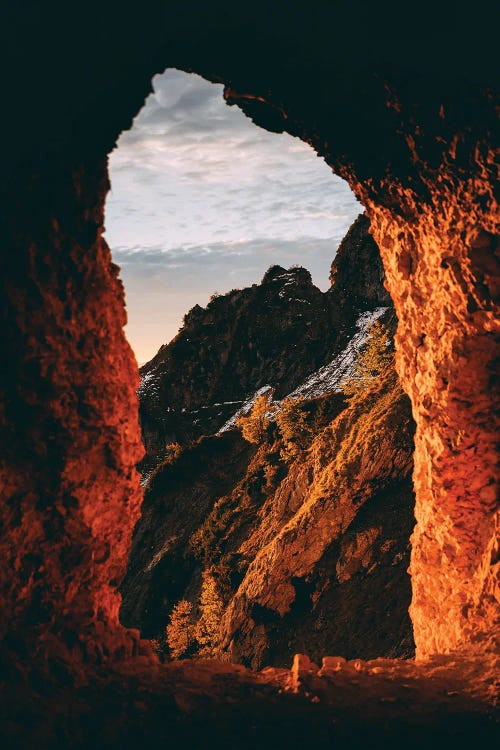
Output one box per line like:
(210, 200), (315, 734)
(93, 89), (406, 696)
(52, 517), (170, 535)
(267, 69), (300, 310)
(138, 265), (345, 464)
(138, 214), (393, 472)
(123, 224), (413, 668)
(0, 2), (498, 746)
(329, 214), (392, 310)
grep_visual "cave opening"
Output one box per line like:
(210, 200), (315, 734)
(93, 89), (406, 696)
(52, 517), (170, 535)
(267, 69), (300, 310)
(104, 67), (361, 364)
(104, 68), (418, 669)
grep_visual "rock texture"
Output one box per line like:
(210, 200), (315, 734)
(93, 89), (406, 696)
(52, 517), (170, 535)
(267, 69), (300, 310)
(138, 214), (392, 474)
(363, 180), (500, 658)
(219, 369), (415, 668)
(1, 650), (498, 749)
(124, 233), (414, 668)
(1, 2), (498, 746)
(0, 161), (145, 665)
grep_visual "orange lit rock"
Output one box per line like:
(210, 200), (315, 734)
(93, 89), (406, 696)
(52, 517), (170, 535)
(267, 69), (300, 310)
(319, 656), (347, 674)
(358, 161), (500, 658)
(0, 162), (146, 663)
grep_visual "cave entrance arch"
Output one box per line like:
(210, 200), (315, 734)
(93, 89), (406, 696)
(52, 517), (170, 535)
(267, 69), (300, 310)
(105, 67), (362, 366)
(106, 67), (411, 665)
(1, 4), (498, 677)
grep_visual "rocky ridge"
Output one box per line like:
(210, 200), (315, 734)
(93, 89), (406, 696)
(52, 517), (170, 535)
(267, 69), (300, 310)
(138, 214), (392, 475)
(121, 216), (416, 668)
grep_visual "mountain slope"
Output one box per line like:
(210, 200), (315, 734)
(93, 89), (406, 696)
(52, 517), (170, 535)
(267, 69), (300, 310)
(121, 214), (416, 668)
(219, 368), (415, 667)
(138, 213), (392, 474)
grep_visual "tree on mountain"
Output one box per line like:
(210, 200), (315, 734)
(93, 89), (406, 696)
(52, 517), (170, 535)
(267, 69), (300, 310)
(237, 392), (274, 444)
(194, 571), (225, 657)
(341, 320), (393, 397)
(164, 442), (182, 464)
(275, 396), (311, 460)
(166, 599), (195, 659)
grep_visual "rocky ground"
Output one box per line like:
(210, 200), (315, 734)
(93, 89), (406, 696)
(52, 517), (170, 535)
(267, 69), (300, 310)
(2, 648), (498, 749)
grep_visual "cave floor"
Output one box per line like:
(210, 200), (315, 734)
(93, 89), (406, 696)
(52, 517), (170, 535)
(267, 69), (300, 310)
(3, 651), (498, 749)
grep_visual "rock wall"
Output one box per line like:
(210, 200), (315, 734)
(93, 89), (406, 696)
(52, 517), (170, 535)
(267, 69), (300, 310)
(363, 178), (500, 657)
(0, 160), (146, 664)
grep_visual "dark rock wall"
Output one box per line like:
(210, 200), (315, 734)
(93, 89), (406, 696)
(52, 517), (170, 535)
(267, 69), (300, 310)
(0, 159), (145, 663)
(139, 265), (346, 461)
(329, 214), (392, 309)
(120, 431), (256, 635)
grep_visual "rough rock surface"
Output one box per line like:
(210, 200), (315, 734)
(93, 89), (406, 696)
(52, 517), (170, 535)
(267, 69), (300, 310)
(138, 214), (392, 474)
(220, 369), (415, 667)
(123, 361), (416, 668)
(363, 184), (499, 657)
(0, 161), (145, 664)
(1, 651), (498, 749)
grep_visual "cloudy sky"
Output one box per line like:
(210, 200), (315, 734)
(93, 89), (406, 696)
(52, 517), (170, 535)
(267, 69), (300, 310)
(105, 69), (361, 364)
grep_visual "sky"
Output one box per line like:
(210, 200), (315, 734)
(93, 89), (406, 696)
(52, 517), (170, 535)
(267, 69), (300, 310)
(105, 69), (361, 364)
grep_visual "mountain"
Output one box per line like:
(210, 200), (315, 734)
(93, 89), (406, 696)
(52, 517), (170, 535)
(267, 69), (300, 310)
(138, 213), (392, 477)
(120, 214), (415, 668)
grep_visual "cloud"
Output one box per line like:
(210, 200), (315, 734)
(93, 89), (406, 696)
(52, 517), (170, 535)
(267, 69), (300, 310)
(113, 236), (349, 289)
(104, 68), (362, 362)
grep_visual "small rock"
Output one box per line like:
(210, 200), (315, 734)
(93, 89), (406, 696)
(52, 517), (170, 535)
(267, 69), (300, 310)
(291, 653), (319, 690)
(350, 659), (365, 671)
(319, 656), (346, 674)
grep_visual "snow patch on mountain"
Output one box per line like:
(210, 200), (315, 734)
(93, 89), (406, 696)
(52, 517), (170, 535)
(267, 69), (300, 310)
(138, 370), (161, 400)
(287, 307), (388, 400)
(218, 385), (274, 433)
(217, 308), (388, 433)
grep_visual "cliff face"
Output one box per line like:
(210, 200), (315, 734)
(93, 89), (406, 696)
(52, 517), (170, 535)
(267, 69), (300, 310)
(139, 214), (394, 473)
(329, 214), (392, 309)
(120, 431), (256, 634)
(220, 369), (415, 668)
(123, 368), (415, 668)
(122, 218), (415, 667)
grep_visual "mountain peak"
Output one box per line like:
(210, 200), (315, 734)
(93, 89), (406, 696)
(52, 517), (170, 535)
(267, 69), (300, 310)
(261, 264), (312, 286)
(329, 213), (392, 309)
